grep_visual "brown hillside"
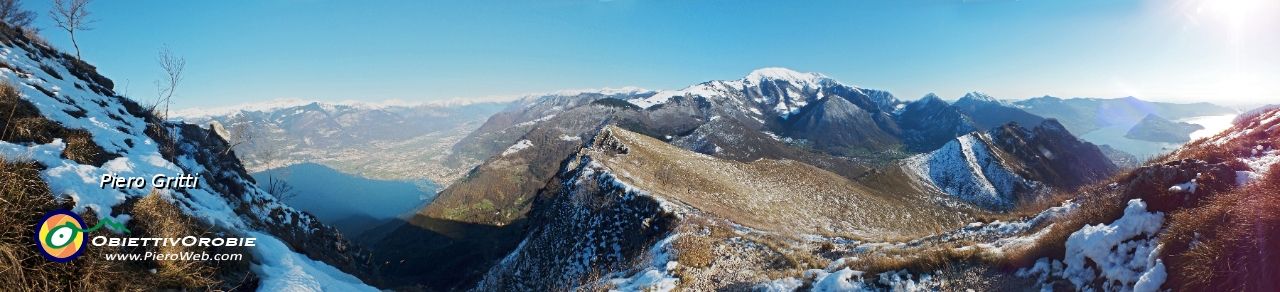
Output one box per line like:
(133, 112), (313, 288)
(579, 125), (981, 240)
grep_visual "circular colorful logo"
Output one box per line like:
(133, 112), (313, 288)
(35, 210), (87, 262)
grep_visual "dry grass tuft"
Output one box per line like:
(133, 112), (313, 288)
(0, 157), (156, 291)
(1162, 162), (1280, 291)
(991, 174), (1132, 270)
(0, 158), (254, 291)
(672, 235), (714, 269)
(131, 192), (228, 289)
(742, 233), (830, 271)
(835, 244), (984, 275)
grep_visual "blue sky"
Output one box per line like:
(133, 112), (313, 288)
(21, 0), (1280, 109)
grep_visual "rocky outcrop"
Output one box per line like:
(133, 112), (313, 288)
(474, 135), (678, 290)
(988, 119), (1119, 191)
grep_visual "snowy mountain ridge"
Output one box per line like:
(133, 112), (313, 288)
(958, 91), (1013, 107)
(904, 132), (1042, 210)
(624, 67), (877, 117)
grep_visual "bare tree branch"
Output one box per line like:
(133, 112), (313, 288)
(153, 45), (184, 121)
(254, 138), (299, 201)
(224, 115), (254, 155)
(48, 0), (96, 60)
(0, 0), (37, 29)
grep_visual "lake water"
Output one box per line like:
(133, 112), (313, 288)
(1079, 113), (1238, 160)
(251, 162), (441, 235)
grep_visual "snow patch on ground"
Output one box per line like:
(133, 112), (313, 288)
(608, 267), (679, 292)
(606, 234), (681, 292)
(502, 139), (534, 156)
(1019, 199), (1166, 292)
(1235, 146), (1278, 187)
(754, 277), (804, 291)
(514, 114), (557, 127)
(247, 232), (380, 292)
(800, 267), (939, 292)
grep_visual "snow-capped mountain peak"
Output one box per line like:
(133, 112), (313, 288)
(624, 67), (847, 112)
(962, 91), (996, 102)
(907, 93), (947, 111)
(741, 67), (834, 88)
(958, 91), (1013, 107)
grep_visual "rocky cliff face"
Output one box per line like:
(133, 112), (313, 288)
(474, 129), (679, 291)
(987, 119), (1119, 191)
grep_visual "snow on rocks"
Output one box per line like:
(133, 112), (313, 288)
(809, 268), (871, 292)
(1019, 199), (1166, 292)
(797, 267), (940, 292)
(1167, 173), (1199, 194)
(606, 234), (682, 292)
(608, 267), (679, 292)
(754, 277), (804, 292)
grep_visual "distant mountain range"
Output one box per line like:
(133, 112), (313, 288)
(175, 98), (508, 185)
(369, 68), (1154, 290)
(165, 67), (1244, 290)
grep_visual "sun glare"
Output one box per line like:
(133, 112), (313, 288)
(1195, 0), (1272, 30)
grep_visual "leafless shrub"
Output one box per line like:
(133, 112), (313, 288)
(254, 139), (298, 201)
(0, 0), (37, 31)
(48, 0), (95, 60)
(224, 115), (254, 155)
